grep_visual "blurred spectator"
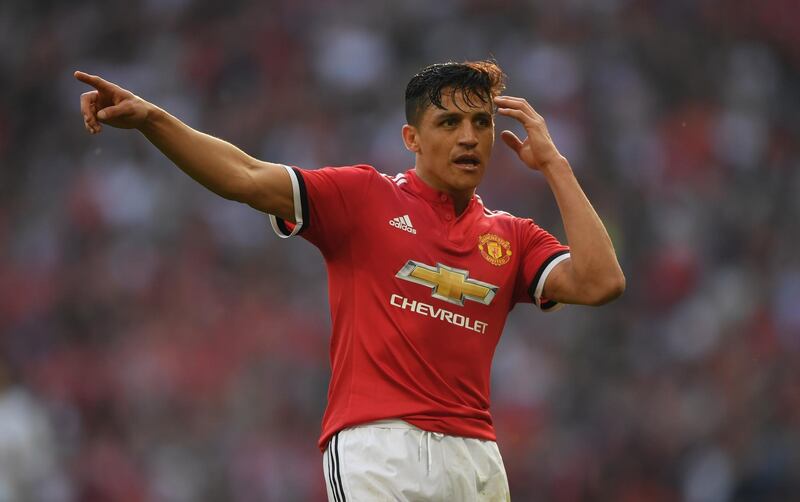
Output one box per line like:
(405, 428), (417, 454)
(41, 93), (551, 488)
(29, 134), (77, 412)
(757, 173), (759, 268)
(0, 362), (70, 500)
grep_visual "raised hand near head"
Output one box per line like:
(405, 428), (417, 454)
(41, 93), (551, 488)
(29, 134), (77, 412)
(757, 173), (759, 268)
(494, 95), (564, 171)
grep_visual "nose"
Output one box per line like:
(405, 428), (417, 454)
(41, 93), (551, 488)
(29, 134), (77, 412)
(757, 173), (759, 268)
(458, 122), (478, 148)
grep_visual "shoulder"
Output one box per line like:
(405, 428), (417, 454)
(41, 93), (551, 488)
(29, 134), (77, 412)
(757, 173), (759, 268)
(353, 166), (413, 191)
(475, 195), (549, 239)
(332, 164), (405, 190)
(475, 195), (528, 225)
(294, 163), (381, 190)
(301, 163), (380, 177)
(377, 171), (413, 192)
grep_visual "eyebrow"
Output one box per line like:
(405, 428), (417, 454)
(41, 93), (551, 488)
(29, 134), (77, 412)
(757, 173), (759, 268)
(433, 111), (493, 121)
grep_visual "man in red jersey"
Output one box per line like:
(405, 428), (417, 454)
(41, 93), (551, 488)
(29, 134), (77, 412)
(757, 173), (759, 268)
(76, 60), (624, 501)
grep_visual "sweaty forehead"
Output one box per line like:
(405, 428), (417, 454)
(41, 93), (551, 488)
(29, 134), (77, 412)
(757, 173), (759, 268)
(424, 88), (493, 119)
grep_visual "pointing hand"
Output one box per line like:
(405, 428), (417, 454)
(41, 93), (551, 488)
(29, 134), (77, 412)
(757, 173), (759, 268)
(74, 71), (150, 134)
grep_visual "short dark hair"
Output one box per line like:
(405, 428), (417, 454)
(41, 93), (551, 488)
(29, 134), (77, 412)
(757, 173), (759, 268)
(404, 60), (507, 126)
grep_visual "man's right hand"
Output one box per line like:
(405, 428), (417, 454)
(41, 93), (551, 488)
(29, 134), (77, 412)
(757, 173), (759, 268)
(75, 71), (150, 134)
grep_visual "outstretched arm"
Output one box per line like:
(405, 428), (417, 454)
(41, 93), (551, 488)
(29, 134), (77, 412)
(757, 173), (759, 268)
(495, 95), (625, 306)
(75, 71), (294, 221)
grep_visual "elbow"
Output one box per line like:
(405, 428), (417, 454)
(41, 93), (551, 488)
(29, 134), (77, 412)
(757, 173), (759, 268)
(587, 271), (626, 306)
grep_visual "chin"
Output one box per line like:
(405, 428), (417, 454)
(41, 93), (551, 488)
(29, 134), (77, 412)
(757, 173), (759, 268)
(448, 171), (484, 192)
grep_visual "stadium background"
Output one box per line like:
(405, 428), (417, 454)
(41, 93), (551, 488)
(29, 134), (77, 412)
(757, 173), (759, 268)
(1, 0), (799, 500)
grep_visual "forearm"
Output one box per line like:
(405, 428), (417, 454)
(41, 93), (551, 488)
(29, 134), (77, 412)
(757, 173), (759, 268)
(541, 157), (624, 299)
(138, 105), (256, 201)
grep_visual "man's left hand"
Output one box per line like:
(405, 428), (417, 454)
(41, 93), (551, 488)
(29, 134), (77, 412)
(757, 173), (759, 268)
(494, 95), (564, 171)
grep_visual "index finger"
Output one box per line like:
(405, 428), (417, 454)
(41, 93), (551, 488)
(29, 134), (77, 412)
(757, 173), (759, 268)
(494, 95), (528, 104)
(494, 95), (533, 110)
(74, 71), (116, 92)
(494, 95), (542, 119)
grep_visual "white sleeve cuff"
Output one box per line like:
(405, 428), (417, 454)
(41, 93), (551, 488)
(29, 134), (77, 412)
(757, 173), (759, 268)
(268, 165), (304, 238)
(533, 252), (571, 312)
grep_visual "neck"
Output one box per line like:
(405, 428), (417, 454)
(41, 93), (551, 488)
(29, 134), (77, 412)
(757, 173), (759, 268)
(451, 193), (472, 216)
(414, 166), (474, 216)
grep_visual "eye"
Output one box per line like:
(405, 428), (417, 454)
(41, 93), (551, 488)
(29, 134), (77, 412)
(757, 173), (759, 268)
(441, 117), (458, 127)
(476, 117), (491, 128)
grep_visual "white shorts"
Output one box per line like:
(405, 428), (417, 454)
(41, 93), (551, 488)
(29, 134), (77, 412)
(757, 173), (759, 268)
(322, 419), (510, 501)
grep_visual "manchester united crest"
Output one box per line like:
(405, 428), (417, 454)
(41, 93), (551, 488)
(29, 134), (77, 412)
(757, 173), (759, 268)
(478, 233), (512, 266)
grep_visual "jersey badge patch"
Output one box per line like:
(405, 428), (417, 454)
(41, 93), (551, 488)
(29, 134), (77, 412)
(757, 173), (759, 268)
(478, 233), (512, 266)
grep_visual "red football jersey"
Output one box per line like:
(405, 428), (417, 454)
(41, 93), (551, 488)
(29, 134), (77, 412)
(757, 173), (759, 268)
(269, 165), (570, 451)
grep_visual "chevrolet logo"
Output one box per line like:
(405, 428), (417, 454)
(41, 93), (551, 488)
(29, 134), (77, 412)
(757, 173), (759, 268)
(396, 260), (498, 306)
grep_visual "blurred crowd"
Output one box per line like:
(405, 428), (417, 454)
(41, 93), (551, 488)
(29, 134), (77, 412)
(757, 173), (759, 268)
(2, 0), (800, 500)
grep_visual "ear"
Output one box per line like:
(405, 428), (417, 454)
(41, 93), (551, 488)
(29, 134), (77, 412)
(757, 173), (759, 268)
(402, 124), (420, 153)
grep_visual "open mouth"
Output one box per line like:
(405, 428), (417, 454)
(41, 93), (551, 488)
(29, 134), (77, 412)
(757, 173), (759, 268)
(453, 154), (481, 168)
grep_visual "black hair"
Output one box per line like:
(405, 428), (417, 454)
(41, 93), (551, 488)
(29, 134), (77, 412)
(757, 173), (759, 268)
(404, 60), (506, 126)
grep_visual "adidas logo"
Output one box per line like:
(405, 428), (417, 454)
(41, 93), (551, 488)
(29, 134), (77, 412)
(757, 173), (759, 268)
(389, 214), (417, 234)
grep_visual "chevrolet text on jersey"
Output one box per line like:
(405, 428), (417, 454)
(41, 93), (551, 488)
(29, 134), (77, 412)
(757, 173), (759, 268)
(389, 294), (489, 334)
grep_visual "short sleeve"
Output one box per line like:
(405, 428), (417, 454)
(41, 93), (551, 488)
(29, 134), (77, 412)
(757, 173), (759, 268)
(268, 164), (375, 255)
(513, 219), (571, 312)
